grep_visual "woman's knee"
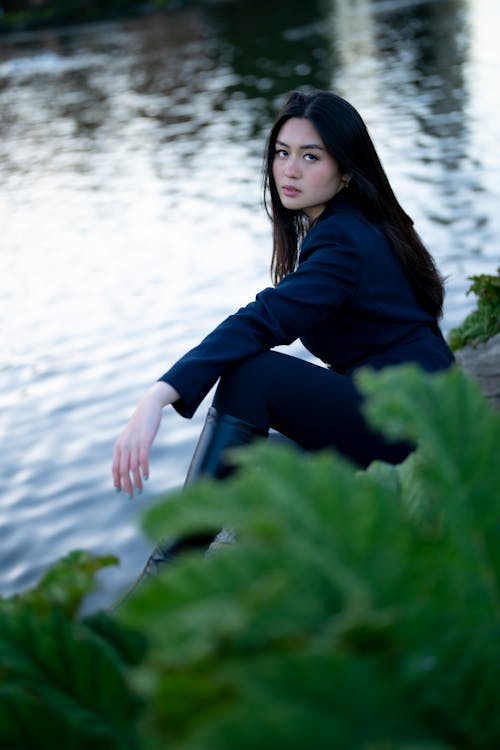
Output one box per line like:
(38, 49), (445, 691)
(220, 352), (278, 392)
(212, 352), (278, 423)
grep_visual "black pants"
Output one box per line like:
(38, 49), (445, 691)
(212, 351), (411, 468)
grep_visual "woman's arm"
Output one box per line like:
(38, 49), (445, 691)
(112, 380), (180, 498)
(161, 223), (361, 418)
(112, 215), (361, 495)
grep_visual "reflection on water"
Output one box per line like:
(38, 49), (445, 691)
(0, 0), (499, 607)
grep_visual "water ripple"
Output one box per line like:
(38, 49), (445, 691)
(1, 1), (499, 607)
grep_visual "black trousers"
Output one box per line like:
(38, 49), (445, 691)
(212, 350), (411, 468)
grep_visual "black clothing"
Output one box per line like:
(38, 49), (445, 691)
(159, 191), (453, 466)
(161, 192), (453, 420)
(212, 350), (412, 468)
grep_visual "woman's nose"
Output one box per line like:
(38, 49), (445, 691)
(284, 157), (301, 178)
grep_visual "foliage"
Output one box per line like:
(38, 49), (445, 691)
(1, 366), (500, 749)
(447, 267), (500, 350)
(1, 549), (118, 619)
(117, 364), (500, 750)
(0, 551), (146, 749)
(0, 0), (182, 33)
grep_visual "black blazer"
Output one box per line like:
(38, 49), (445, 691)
(161, 192), (454, 418)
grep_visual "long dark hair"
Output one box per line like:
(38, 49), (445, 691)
(264, 90), (445, 318)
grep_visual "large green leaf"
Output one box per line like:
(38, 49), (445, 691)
(2, 366), (499, 749)
(0, 550), (119, 619)
(0, 552), (144, 750)
(117, 365), (500, 750)
(0, 604), (143, 749)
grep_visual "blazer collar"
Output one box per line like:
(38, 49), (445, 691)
(315, 189), (357, 224)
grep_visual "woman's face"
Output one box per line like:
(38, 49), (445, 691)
(272, 117), (348, 223)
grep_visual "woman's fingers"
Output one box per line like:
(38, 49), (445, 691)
(112, 435), (153, 498)
(130, 444), (145, 496)
(112, 387), (165, 498)
(112, 442), (123, 492)
(111, 439), (134, 497)
(116, 443), (141, 498)
(139, 447), (150, 484)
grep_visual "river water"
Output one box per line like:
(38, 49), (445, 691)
(1, 0), (499, 608)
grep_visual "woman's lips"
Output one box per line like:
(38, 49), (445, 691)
(282, 185), (301, 197)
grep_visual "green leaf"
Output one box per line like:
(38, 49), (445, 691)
(0, 550), (118, 619)
(3, 365), (499, 749)
(0, 605), (142, 750)
(0, 552), (144, 750)
(116, 365), (500, 749)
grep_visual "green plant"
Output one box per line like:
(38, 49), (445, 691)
(0, 0), (182, 33)
(1, 366), (499, 749)
(447, 267), (500, 351)
(117, 364), (500, 749)
(0, 551), (146, 749)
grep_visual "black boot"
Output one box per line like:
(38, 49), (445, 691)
(139, 407), (266, 575)
(184, 407), (266, 482)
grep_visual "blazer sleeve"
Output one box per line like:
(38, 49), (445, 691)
(160, 220), (361, 417)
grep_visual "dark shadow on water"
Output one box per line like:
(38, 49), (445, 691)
(198, 0), (341, 134)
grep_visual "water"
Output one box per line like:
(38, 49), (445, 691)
(1, 0), (499, 608)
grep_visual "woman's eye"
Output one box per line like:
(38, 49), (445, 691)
(304, 153), (318, 161)
(275, 149), (288, 158)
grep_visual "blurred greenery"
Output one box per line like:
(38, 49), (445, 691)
(447, 267), (500, 351)
(0, 0), (183, 32)
(1, 365), (500, 748)
(0, 551), (146, 749)
(0, 0), (333, 39)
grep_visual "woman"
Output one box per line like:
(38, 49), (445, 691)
(112, 90), (453, 514)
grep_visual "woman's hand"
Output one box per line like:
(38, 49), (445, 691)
(112, 381), (180, 498)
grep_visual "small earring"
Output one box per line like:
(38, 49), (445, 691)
(343, 176), (351, 188)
